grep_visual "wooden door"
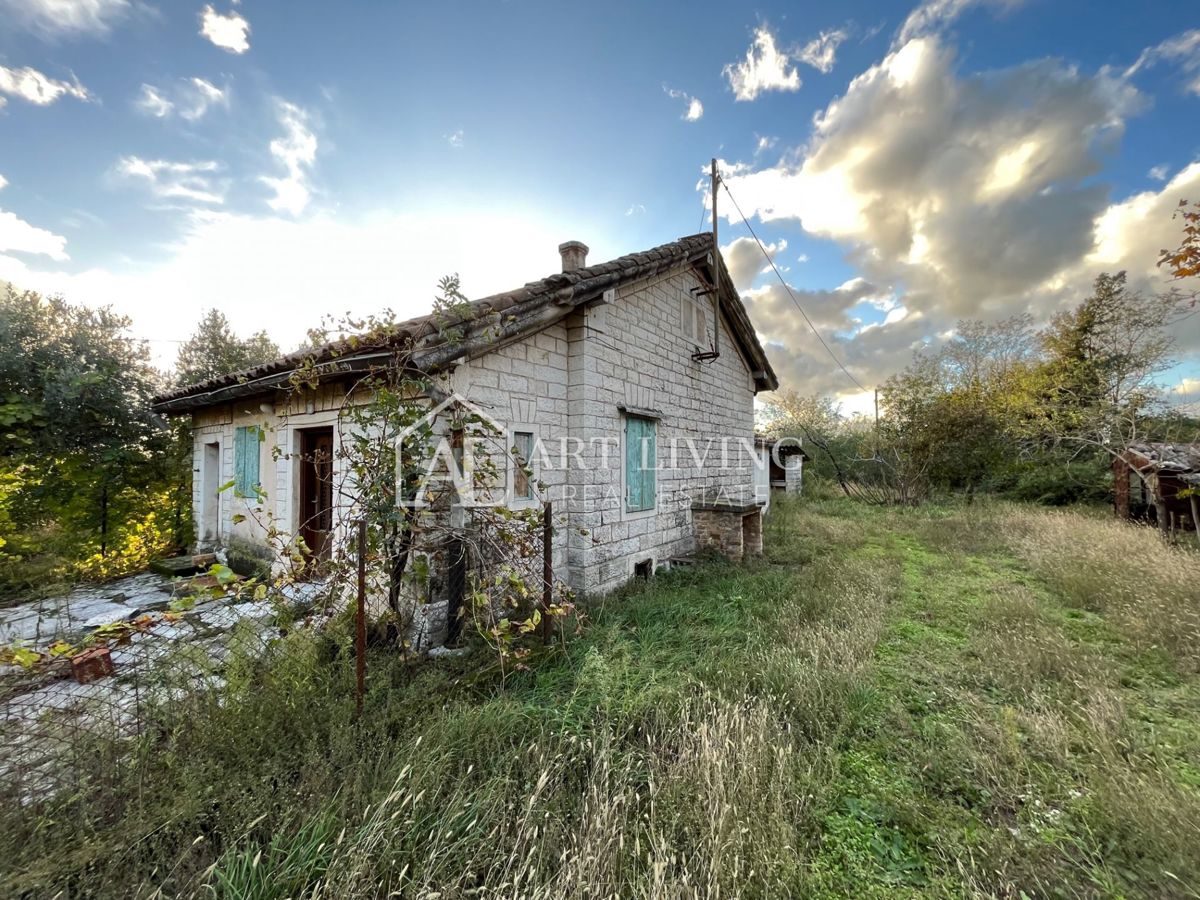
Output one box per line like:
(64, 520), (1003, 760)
(299, 428), (334, 562)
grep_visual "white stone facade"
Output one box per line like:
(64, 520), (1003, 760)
(187, 263), (764, 598)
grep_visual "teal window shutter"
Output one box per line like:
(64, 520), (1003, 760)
(625, 417), (656, 512)
(641, 420), (656, 510)
(625, 418), (641, 511)
(234, 426), (261, 497)
(234, 427), (247, 496)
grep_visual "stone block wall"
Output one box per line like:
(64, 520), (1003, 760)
(692, 506), (763, 562)
(187, 258), (764, 619)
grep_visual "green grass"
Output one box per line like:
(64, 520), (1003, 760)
(2, 493), (1198, 898)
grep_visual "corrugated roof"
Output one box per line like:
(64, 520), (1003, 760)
(152, 232), (778, 412)
(1124, 442), (1200, 474)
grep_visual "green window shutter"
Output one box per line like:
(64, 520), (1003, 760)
(625, 418), (642, 511)
(234, 426), (261, 498)
(625, 417), (656, 512)
(641, 420), (656, 511)
(246, 426), (260, 495)
(234, 426), (248, 496)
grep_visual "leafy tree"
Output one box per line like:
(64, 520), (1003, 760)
(1159, 198), (1199, 304)
(174, 309), (280, 387)
(1035, 272), (1186, 454)
(880, 316), (1039, 494)
(0, 284), (176, 581)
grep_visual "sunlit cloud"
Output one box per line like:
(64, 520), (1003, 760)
(199, 4), (250, 54)
(723, 25), (801, 101)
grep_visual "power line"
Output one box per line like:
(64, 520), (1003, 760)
(719, 176), (868, 395)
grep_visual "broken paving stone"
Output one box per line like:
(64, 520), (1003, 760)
(193, 600), (277, 632)
(80, 602), (139, 632)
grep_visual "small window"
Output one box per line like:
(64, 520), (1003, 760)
(233, 425), (261, 498)
(680, 294), (709, 345)
(512, 430), (534, 500)
(624, 415), (657, 512)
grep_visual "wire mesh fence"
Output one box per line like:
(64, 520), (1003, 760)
(0, 568), (337, 805)
(0, 506), (561, 808)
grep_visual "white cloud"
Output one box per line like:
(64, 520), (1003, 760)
(0, 175), (7, 191)
(722, 236), (787, 291)
(624, 204), (646, 216)
(135, 83), (172, 117)
(0, 65), (90, 106)
(715, 35), (1200, 396)
(0, 0), (132, 39)
(798, 28), (848, 74)
(115, 157), (226, 205)
(199, 4), (250, 54)
(0, 207), (609, 366)
(183, 77), (228, 119)
(1148, 164), (1170, 181)
(723, 25), (801, 101)
(897, 0), (1025, 45)
(446, 129), (465, 148)
(1127, 29), (1200, 96)
(0, 208), (69, 261)
(260, 101), (317, 216)
(136, 77), (229, 120)
(1171, 377), (1200, 415)
(755, 135), (777, 155)
(663, 85), (703, 121)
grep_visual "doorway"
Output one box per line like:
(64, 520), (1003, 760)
(202, 441), (220, 542)
(299, 427), (334, 562)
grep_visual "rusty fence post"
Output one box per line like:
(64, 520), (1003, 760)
(355, 519), (367, 720)
(542, 500), (553, 646)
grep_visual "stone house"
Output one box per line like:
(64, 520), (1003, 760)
(152, 232), (781, 611)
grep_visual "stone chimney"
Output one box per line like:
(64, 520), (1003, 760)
(558, 240), (588, 272)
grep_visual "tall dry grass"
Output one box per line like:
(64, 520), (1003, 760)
(207, 692), (813, 899)
(1002, 506), (1200, 671)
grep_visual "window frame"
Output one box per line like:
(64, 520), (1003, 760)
(507, 424), (538, 509)
(680, 292), (709, 347)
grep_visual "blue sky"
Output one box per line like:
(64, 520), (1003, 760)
(1, 0), (1198, 413)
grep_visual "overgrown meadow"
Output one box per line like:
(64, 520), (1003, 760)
(2, 493), (1199, 898)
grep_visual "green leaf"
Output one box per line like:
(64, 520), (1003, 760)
(209, 563), (238, 585)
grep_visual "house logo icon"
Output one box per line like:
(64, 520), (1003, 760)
(395, 392), (507, 509)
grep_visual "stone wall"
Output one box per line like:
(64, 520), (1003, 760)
(785, 456), (803, 494)
(692, 504), (762, 562)
(563, 267), (758, 593)
(187, 260), (763, 609)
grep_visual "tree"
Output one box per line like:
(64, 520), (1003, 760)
(879, 316), (1039, 495)
(1159, 198), (1199, 304)
(1036, 272), (1186, 454)
(0, 284), (172, 567)
(174, 309), (281, 387)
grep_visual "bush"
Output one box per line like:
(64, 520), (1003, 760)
(996, 456), (1109, 506)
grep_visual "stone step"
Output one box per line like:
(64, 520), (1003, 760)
(148, 553), (216, 578)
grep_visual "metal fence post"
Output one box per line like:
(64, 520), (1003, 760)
(355, 519), (367, 719)
(542, 500), (553, 646)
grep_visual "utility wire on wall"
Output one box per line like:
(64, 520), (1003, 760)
(719, 175), (869, 396)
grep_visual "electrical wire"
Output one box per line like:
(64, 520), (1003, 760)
(719, 175), (868, 395)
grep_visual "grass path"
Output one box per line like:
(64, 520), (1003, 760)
(3, 496), (1198, 898)
(802, 501), (1200, 897)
